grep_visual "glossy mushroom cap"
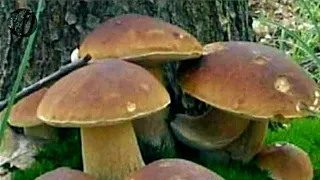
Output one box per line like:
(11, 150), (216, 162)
(9, 88), (48, 127)
(37, 60), (170, 127)
(255, 142), (313, 180)
(79, 14), (202, 65)
(179, 41), (319, 121)
(35, 167), (96, 180)
(125, 158), (225, 180)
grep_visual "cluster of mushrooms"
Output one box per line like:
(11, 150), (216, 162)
(1, 13), (318, 180)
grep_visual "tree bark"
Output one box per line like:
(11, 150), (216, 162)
(0, 0), (253, 100)
(0, 0), (253, 167)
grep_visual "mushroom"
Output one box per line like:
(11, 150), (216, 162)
(36, 60), (171, 180)
(7, 87), (58, 140)
(171, 108), (250, 150)
(182, 41), (319, 120)
(35, 167), (96, 180)
(254, 142), (313, 180)
(78, 13), (202, 63)
(174, 41), (319, 162)
(78, 13), (203, 162)
(125, 158), (225, 180)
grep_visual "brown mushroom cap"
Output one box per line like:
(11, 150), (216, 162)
(37, 60), (170, 127)
(179, 41), (319, 120)
(255, 142), (313, 180)
(8, 88), (48, 127)
(170, 108), (250, 150)
(79, 14), (202, 65)
(125, 158), (225, 180)
(35, 167), (96, 180)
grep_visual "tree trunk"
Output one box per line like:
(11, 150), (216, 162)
(0, 0), (253, 170)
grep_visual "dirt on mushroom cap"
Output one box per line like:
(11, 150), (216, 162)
(79, 14), (202, 65)
(7, 87), (48, 127)
(179, 41), (319, 120)
(36, 60), (170, 127)
(125, 158), (225, 180)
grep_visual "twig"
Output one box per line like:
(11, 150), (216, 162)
(0, 54), (91, 112)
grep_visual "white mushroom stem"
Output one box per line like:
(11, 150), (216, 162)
(23, 124), (58, 140)
(81, 121), (145, 180)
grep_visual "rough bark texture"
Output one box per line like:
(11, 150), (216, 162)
(0, 0), (253, 167)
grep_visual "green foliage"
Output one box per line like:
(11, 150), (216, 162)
(11, 129), (82, 180)
(256, 0), (320, 80)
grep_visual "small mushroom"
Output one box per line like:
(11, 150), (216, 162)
(37, 60), (171, 180)
(78, 13), (203, 162)
(254, 142), (313, 180)
(35, 167), (96, 180)
(7, 88), (58, 140)
(125, 158), (225, 180)
(170, 108), (250, 150)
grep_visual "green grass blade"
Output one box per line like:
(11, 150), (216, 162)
(258, 18), (320, 69)
(0, 0), (45, 146)
(299, 0), (320, 38)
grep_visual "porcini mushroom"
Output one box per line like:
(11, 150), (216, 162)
(185, 41), (319, 120)
(78, 13), (202, 63)
(254, 142), (313, 180)
(125, 158), (225, 180)
(35, 167), (96, 180)
(78, 13), (203, 162)
(8, 87), (58, 140)
(173, 41), (319, 162)
(36, 60), (171, 180)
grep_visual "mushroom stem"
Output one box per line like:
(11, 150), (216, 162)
(81, 121), (145, 180)
(133, 107), (176, 162)
(23, 124), (58, 140)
